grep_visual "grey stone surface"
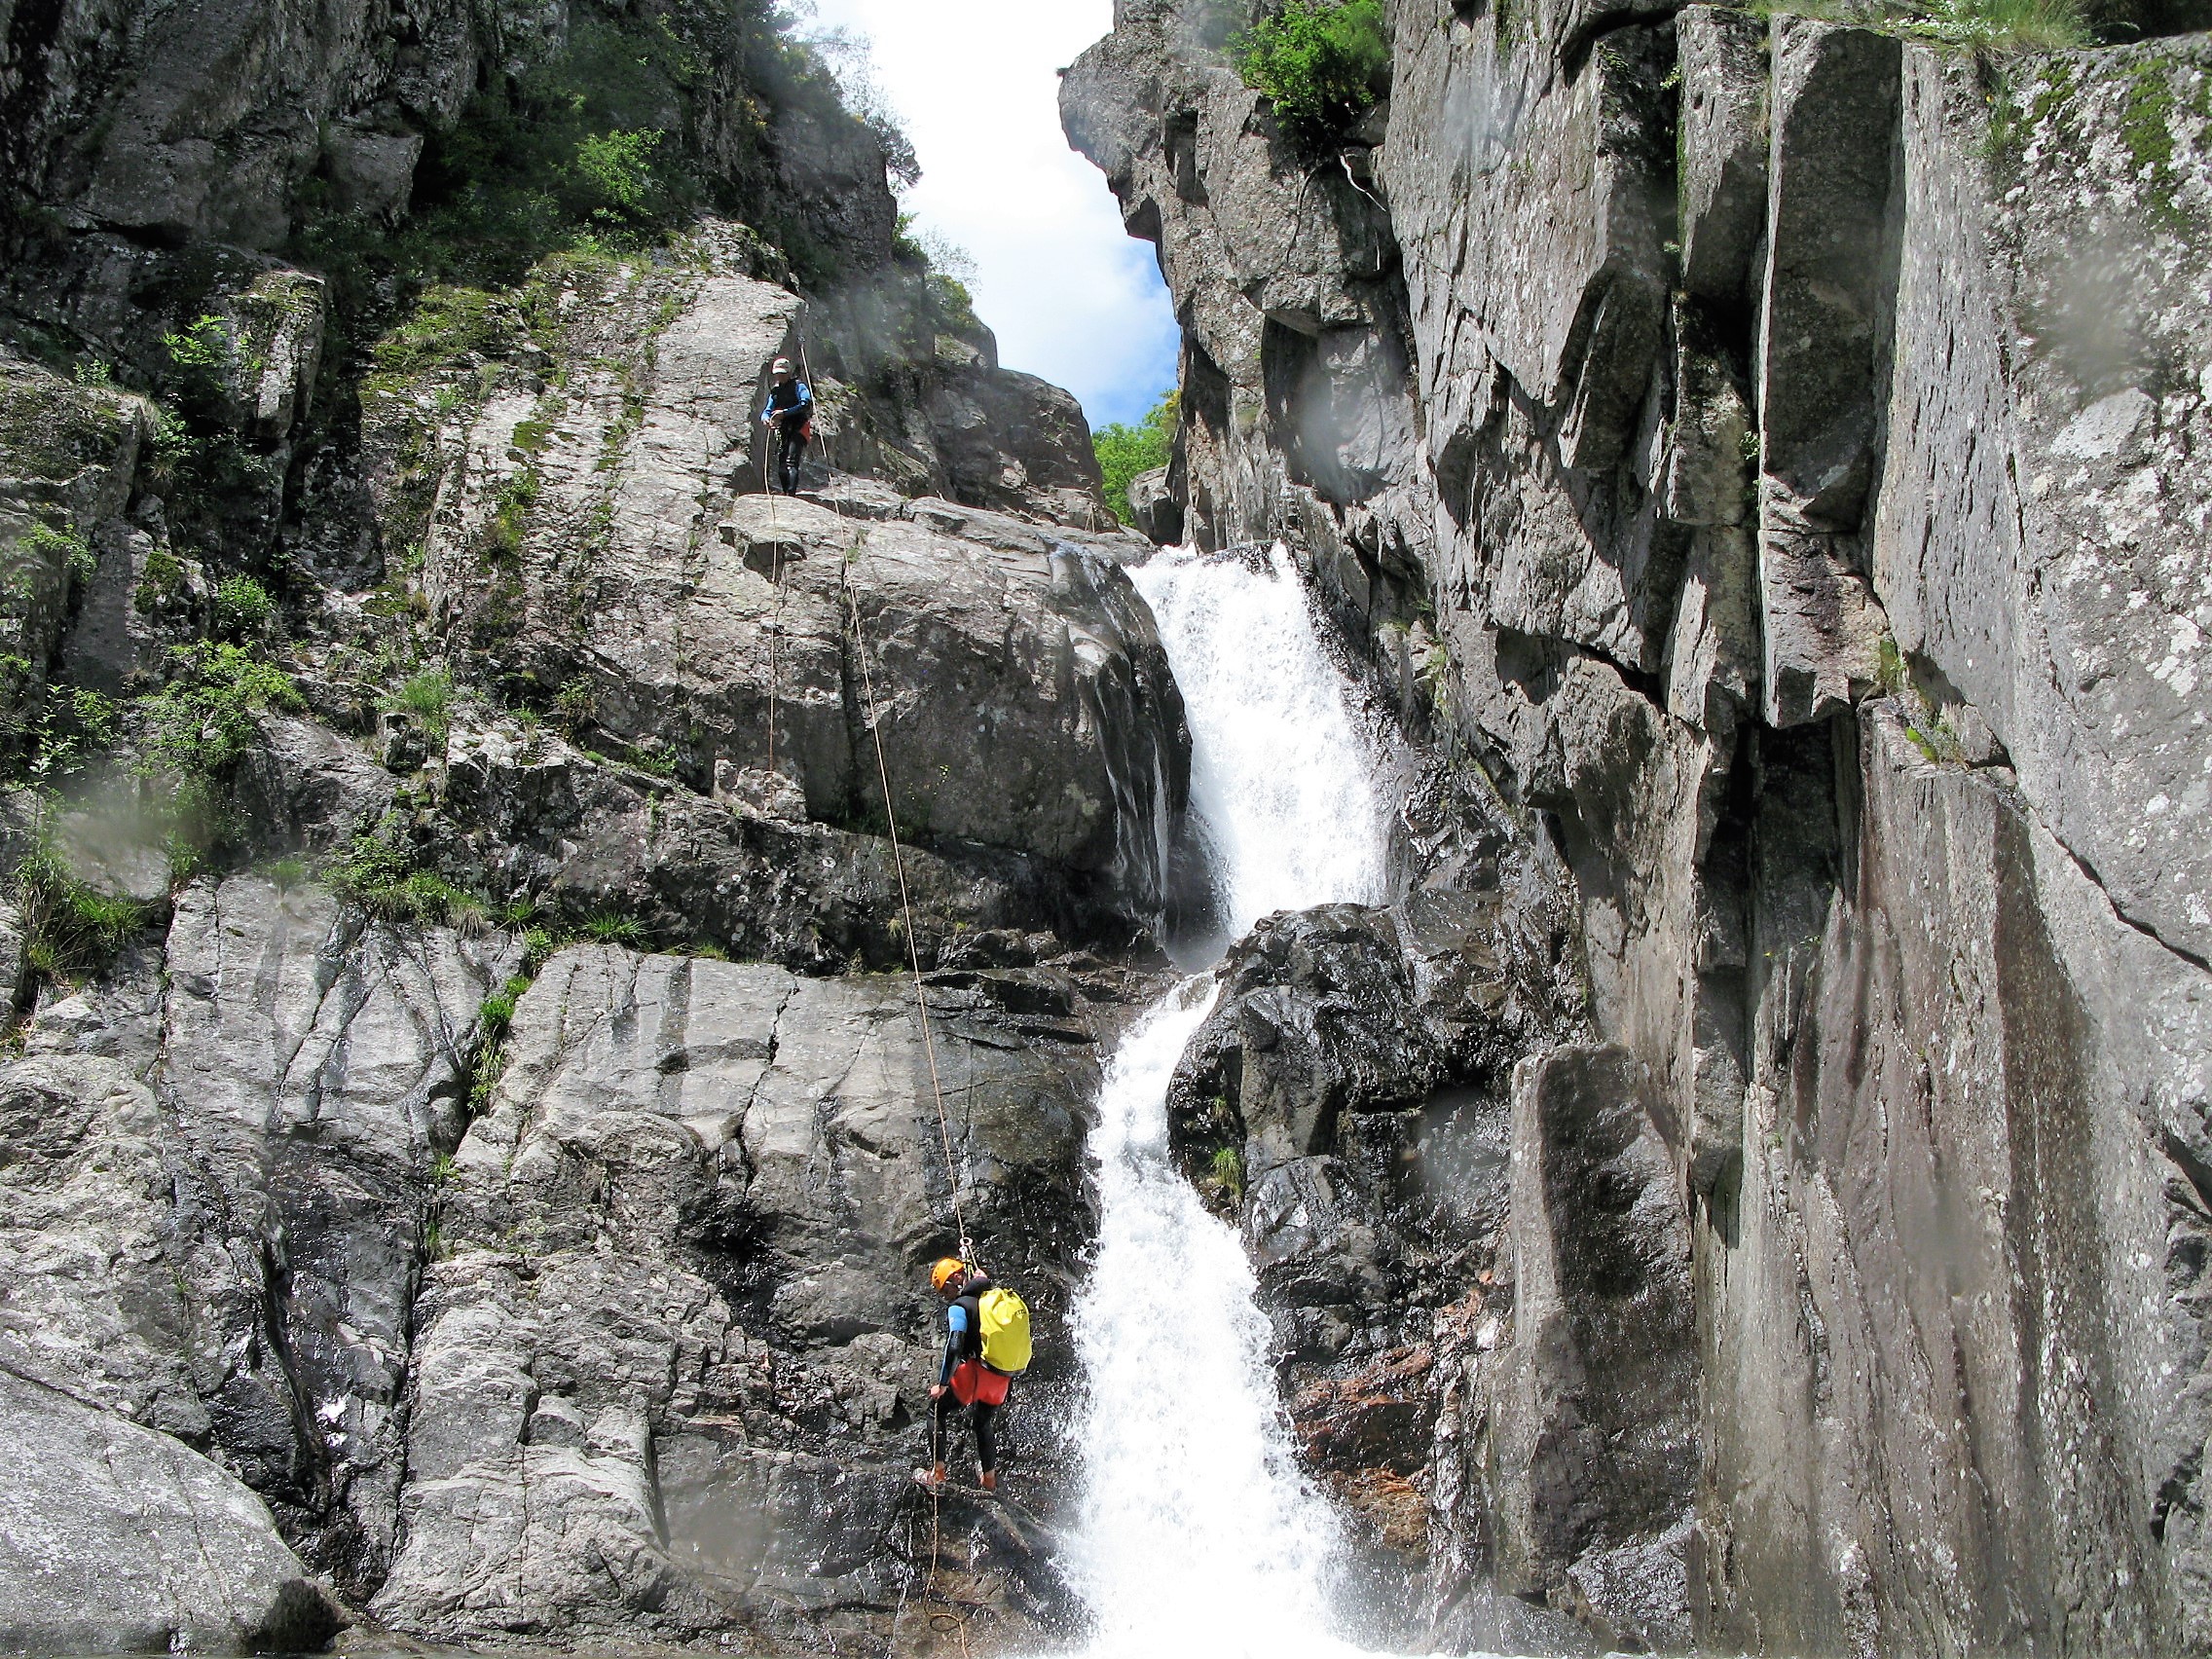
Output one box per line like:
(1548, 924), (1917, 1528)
(1676, 7), (1771, 307)
(1875, 42), (2212, 965)
(1068, 3), (2212, 1652)
(0, 1367), (344, 1655)
(371, 943), (1108, 1646)
(412, 258), (1184, 920)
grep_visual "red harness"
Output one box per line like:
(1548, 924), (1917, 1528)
(949, 1360), (1010, 1407)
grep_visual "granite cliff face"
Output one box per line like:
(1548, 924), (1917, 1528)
(1069, 2), (2212, 1651)
(0, 2), (1184, 1651)
(3, 0), (2211, 1651)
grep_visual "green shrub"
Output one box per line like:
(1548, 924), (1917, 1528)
(22, 523), (94, 585)
(1234, 0), (1390, 147)
(553, 680), (597, 735)
(213, 575), (276, 639)
(139, 643), (304, 777)
(575, 129), (666, 213)
(163, 315), (234, 373)
(383, 668), (456, 741)
(1093, 390), (1179, 526)
(16, 840), (150, 988)
(326, 818), (491, 929)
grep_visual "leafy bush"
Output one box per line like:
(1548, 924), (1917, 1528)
(163, 315), (234, 374)
(575, 129), (666, 213)
(1093, 390), (1180, 526)
(1234, 0), (1390, 147)
(213, 575), (276, 639)
(139, 643), (304, 777)
(22, 522), (95, 585)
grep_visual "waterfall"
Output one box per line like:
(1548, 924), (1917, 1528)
(1061, 544), (1392, 1659)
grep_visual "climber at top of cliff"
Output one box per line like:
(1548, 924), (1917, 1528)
(918, 1257), (1031, 1493)
(761, 357), (814, 496)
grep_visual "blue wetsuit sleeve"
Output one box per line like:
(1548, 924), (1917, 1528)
(940, 1304), (968, 1386)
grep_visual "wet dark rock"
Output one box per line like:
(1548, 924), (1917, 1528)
(1072, 3), (2212, 1653)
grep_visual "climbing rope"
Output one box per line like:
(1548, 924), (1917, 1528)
(841, 565), (969, 1256)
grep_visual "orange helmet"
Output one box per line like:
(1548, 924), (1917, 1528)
(930, 1257), (965, 1293)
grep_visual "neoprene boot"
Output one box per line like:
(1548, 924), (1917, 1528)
(978, 1469), (998, 1493)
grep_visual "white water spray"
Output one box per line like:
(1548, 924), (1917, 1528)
(1134, 544), (1392, 940)
(1061, 544), (1392, 1659)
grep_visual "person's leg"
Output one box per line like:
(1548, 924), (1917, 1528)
(930, 1388), (956, 1475)
(778, 429), (803, 494)
(971, 1399), (999, 1480)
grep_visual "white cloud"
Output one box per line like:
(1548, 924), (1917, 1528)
(795, 0), (1181, 431)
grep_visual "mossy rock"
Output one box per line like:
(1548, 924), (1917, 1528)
(0, 367), (138, 489)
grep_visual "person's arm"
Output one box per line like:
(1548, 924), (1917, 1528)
(793, 381), (813, 417)
(937, 1303), (967, 1389)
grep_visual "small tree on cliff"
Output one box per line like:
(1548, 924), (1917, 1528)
(1233, 0), (1391, 149)
(1093, 390), (1180, 525)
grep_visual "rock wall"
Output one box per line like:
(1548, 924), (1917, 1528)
(0, 2), (1176, 1651)
(1069, 3), (2212, 1651)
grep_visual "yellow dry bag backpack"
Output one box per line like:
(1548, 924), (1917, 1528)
(977, 1285), (1032, 1375)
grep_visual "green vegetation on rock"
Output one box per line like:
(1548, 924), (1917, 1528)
(1233, 0), (1391, 147)
(16, 838), (150, 991)
(1093, 390), (1180, 525)
(139, 643), (304, 779)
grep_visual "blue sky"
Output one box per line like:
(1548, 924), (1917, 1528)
(796, 0), (1182, 432)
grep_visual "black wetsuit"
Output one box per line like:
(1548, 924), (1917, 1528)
(761, 378), (813, 494)
(931, 1274), (1003, 1475)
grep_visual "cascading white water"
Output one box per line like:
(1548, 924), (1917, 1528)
(1061, 544), (1392, 1659)
(1135, 543), (1392, 941)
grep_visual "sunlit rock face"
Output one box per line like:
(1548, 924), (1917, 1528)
(0, 2), (1192, 1651)
(1069, 2), (2212, 1651)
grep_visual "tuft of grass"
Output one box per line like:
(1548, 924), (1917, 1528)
(1875, 637), (1909, 696)
(16, 840), (150, 990)
(477, 973), (533, 1041)
(582, 913), (646, 946)
(1209, 1144), (1246, 1197)
(382, 668), (457, 742)
(1755, 0), (2089, 48)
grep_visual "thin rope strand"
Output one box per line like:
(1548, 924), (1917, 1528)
(842, 557), (967, 1257)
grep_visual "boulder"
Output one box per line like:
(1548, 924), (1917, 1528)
(1127, 463), (1183, 545)
(0, 1368), (344, 1655)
